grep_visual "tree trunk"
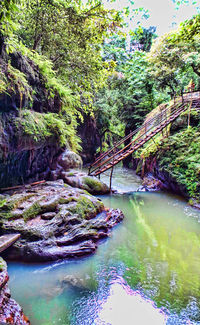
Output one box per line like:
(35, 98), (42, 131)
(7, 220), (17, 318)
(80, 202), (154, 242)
(0, 32), (4, 56)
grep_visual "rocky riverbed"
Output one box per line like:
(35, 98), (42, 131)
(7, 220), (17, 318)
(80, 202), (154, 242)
(0, 179), (124, 262)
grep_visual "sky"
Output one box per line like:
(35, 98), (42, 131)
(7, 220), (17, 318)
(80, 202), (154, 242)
(103, 0), (200, 35)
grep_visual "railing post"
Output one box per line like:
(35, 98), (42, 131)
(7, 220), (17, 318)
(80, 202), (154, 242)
(109, 166), (114, 192)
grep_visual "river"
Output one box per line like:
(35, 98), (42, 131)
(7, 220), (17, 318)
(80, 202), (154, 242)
(7, 167), (200, 324)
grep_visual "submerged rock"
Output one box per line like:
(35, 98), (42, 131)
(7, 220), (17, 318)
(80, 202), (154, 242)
(0, 257), (30, 324)
(0, 180), (124, 262)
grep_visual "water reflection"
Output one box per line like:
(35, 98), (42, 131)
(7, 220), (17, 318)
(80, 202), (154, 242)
(96, 276), (167, 325)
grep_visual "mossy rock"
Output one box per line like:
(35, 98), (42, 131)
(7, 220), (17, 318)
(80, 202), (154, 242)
(68, 195), (103, 219)
(82, 176), (109, 194)
(62, 171), (110, 195)
(0, 181), (124, 262)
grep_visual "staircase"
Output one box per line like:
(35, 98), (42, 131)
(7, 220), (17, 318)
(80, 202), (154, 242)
(89, 91), (200, 177)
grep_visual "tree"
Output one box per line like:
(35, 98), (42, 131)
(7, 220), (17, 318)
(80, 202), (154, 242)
(130, 26), (157, 52)
(148, 15), (200, 96)
(0, 0), (19, 53)
(16, 0), (122, 108)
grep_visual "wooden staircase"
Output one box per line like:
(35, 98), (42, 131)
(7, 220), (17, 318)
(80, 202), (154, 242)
(89, 91), (200, 177)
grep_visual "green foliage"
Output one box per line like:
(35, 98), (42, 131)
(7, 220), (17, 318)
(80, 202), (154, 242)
(16, 0), (121, 110)
(7, 62), (32, 100)
(95, 35), (167, 152)
(130, 26), (157, 52)
(137, 123), (200, 200)
(15, 110), (81, 151)
(148, 15), (200, 96)
(157, 127), (200, 199)
(0, 59), (32, 109)
(0, 0), (20, 38)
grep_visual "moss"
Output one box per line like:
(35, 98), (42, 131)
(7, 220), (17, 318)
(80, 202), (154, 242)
(0, 194), (36, 213)
(83, 177), (102, 192)
(0, 211), (13, 220)
(68, 195), (101, 219)
(0, 198), (7, 209)
(0, 257), (7, 272)
(23, 202), (42, 222)
(0, 195), (44, 222)
(67, 172), (76, 177)
(59, 196), (78, 204)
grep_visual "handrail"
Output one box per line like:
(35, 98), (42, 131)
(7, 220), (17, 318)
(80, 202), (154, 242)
(89, 92), (200, 176)
(90, 102), (187, 175)
(90, 98), (182, 169)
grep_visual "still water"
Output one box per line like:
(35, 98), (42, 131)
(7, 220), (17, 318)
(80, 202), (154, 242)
(7, 168), (200, 324)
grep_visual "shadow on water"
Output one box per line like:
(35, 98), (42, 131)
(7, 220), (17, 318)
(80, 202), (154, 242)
(7, 169), (200, 325)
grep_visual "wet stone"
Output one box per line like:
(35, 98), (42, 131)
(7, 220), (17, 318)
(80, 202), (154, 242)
(0, 180), (124, 262)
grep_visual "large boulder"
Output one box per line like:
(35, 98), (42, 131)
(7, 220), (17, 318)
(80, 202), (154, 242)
(58, 150), (82, 170)
(61, 170), (110, 194)
(0, 180), (123, 262)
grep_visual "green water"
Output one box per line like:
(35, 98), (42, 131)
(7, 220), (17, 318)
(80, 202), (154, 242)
(7, 168), (200, 324)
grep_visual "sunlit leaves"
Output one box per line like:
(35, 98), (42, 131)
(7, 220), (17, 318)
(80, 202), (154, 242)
(148, 15), (200, 96)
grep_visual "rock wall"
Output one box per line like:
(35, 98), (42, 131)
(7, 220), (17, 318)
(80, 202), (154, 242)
(133, 155), (188, 197)
(0, 49), (77, 188)
(0, 258), (30, 324)
(77, 114), (101, 164)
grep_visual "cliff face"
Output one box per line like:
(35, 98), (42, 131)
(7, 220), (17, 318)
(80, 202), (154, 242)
(0, 49), (72, 188)
(133, 105), (200, 203)
(0, 258), (30, 324)
(78, 113), (101, 164)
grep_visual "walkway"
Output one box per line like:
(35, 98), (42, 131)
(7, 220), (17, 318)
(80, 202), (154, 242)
(89, 91), (200, 176)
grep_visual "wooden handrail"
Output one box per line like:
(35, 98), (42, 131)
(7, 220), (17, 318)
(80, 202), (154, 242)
(90, 98), (182, 169)
(90, 102), (186, 175)
(89, 92), (200, 176)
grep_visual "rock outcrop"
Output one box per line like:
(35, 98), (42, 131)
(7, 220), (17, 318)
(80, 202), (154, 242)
(134, 156), (188, 196)
(0, 49), (84, 189)
(0, 180), (123, 262)
(57, 150), (82, 170)
(77, 113), (101, 164)
(60, 170), (110, 195)
(0, 257), (30, 324)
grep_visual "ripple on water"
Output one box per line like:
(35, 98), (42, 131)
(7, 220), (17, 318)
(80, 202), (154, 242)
(7, 168), (200, 325)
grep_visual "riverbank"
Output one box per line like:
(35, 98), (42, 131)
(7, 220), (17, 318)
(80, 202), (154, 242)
(131, 105), (200, 207)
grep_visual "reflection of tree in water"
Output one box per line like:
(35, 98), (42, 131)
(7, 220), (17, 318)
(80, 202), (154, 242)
(118, 196), (200, 319)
